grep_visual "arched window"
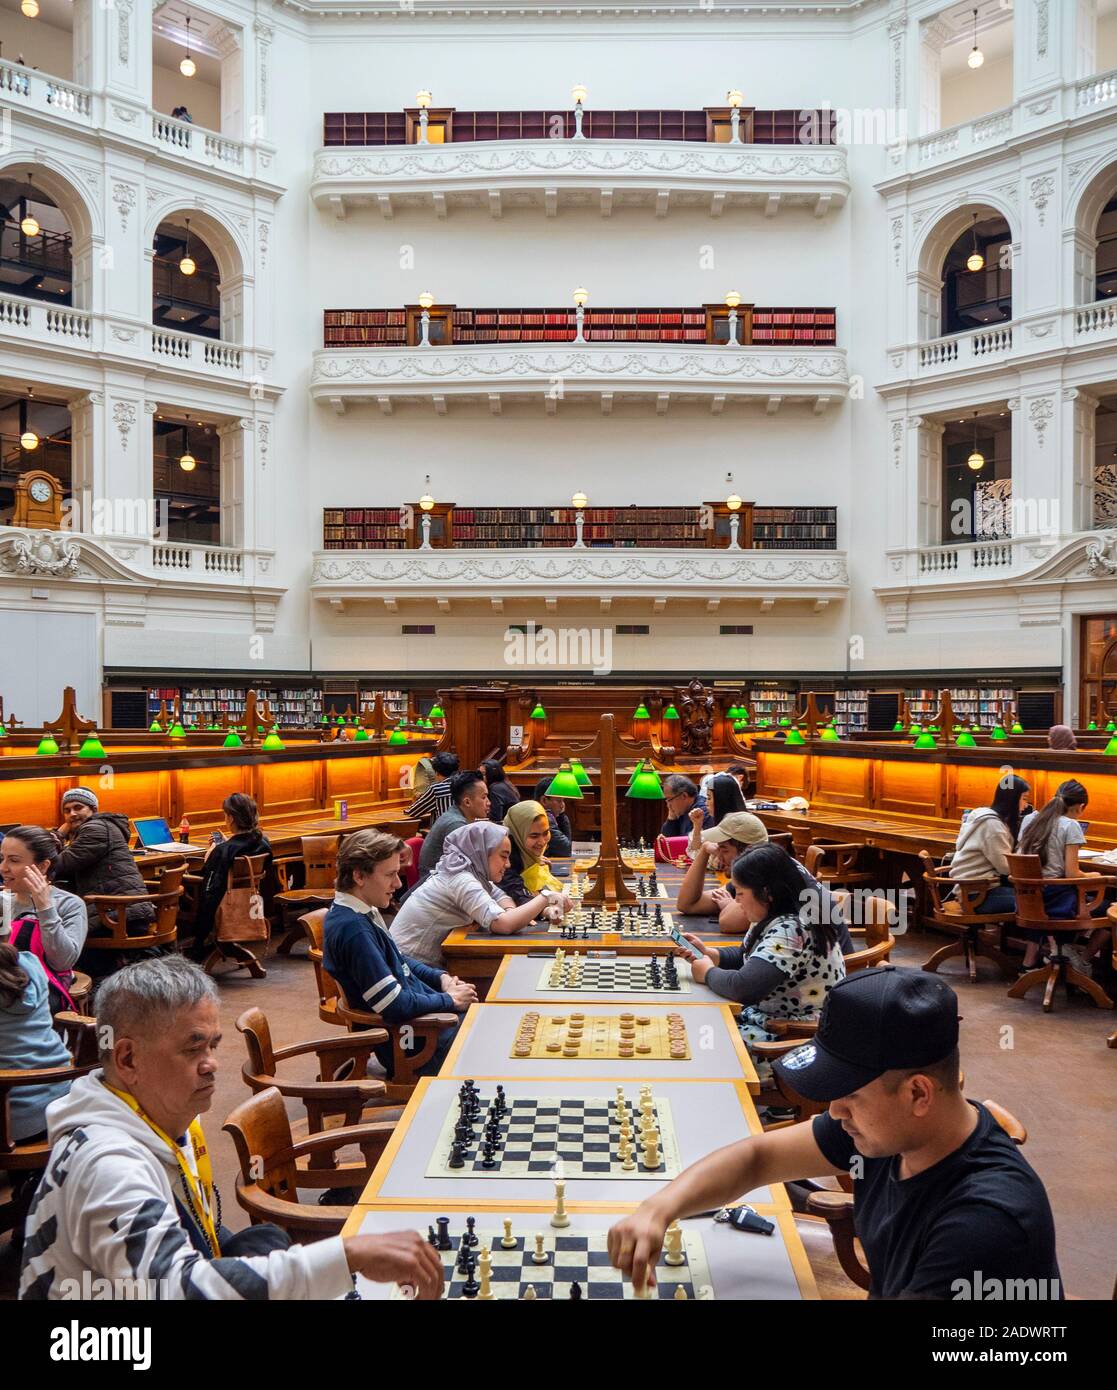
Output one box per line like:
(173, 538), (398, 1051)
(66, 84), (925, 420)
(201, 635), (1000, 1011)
(1095, 193), (1117, 302)
(153, 217), (221, 339)
(0, 174), (72, 306)
(940, 212), (1012, 335)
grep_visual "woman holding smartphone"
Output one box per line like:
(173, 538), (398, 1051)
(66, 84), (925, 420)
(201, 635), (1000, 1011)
(184, 794), (271, 962)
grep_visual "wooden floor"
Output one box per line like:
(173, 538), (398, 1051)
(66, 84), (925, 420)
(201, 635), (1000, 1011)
(3, 924), (1114, 1300)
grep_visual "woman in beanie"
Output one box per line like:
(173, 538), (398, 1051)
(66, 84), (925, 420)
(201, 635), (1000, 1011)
(54, 789), (155, 971)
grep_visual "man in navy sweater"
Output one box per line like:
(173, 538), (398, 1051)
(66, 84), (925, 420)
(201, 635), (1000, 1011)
(323, 829), (476, 1078)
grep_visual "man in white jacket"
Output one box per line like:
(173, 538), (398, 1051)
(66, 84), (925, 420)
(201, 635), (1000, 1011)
(19, 955), (442, 1300)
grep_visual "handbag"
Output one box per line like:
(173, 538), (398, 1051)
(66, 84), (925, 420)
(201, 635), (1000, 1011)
(214, 857), (268, 944)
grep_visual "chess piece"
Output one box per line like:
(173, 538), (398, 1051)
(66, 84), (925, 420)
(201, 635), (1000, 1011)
(478, 1246), (495, 1300)
(448, 1141), (466, 1169)
(464, 1216), (479, 1247)
(569, 1281), (583, 1300)
(532, 1234), (549, 1265)
(436, 1217), (452, 1251)
(551, 1179), (571, 1229)
(523, 1284), (538, 1300)
(501, 1219), (517, 1250)
(664, 1221), (685, 1266)
(461, 1254), (480, 1298)
(619, 1134), (636, 1172)
(674, 1285), (688, 1300)
(643, 1136), (660, 1169)
(427, 1223), (438, 1247)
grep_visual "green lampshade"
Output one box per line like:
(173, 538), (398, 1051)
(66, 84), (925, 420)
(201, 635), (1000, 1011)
(1107, 721), (1116, 733)
(1010, 722), (1024, 734)
(0, 722), (7, 738)
(336, 716), (346, 725)
(628, 759), (644, 786)
(908, 723), (922, 735)
(955, 731), (977, 748)
(784, 728), (806, 746)
(778, 717), (791, 727)
(971, 723), (980, 732)
(663, 703), (680, 720)
(820, 726), (839, 742)
(149, 720), (162, 732)
(429, 703), (445, 719)
(733, 720), (746, 732)
(36, 735), (60, 756)
(928, 725), (939, 733)
(262, 730), (285, 751)
(223, 731), (244, 749)
(354, 726), (370, 742)
(1103, 737), (1117, 756)
(632, 703), (650, 720)
(569, 758), (591, 786)
(546, 763), (585, 799)
(914, 732), (937, 749)
(1087, 720), (1098, 730)
(627, 766), (665, 800)
(168, 722), (187, 738)
(758, 718), (770, 728)
(208, 723), (220, 731)
(530, 703), (546, 720)
(320, 714), (330, 724)
(990, 726), (1007, 741)
(892, 720), (904, 732)
(78, 734), (107, 759)
(388, 729), (408, 745)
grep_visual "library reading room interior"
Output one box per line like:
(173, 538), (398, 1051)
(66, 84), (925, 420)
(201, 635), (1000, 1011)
(1, 0), (1117, 1334)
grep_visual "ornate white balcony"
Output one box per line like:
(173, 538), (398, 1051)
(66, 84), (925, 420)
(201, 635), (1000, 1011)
(310, 546), (849, 612)
(310, 141), (850, 219)
(883, 304), (1117, 391)
(311, 343), (850, 413)
(0, 294), (269, 388)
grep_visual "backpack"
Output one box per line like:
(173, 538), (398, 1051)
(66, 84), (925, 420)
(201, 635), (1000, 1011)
(11, 915), (76, 1015)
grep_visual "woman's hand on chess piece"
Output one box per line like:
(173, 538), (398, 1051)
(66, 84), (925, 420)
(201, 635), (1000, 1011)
(607, 1208), (668, 1295)
(344, 1231), (445, 1300)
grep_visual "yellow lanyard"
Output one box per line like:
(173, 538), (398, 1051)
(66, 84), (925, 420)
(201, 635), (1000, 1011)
(101, 1080), (220, 1257)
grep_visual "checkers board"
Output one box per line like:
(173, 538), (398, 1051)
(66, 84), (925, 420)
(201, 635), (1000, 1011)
(512, 1010), (691, 1060)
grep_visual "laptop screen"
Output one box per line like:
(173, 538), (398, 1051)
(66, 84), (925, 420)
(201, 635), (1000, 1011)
(133, 817), (175, 848)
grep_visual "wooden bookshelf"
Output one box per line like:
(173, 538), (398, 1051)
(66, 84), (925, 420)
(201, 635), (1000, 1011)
(323, 505), (837, 551)
(324, 305), (836, 348)
(322, 107), (838, 147)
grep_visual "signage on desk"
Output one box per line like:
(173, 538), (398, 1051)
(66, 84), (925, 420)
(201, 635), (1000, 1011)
(510, 725), (523, 745)
(334, 799), (349, 822)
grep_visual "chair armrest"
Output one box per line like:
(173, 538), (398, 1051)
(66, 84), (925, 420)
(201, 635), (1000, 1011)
(749, 1038), (812, 1061)
(291, 1119), (397, 1160)
(84, 891), (164, 907)
(0, 1061), (94, 1087)
(765, 1020), (819, 1039)
(274, 1032), (389, 1060)
(410, 1012), (459, 1029)
(229, 1184), (349, 1238)
(248, 1075), (388, 1104)
(805, 1190), (870, 1293)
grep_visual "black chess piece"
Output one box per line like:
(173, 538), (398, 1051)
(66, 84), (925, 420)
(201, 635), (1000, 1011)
(654, 903), (664, 926)
(345, 1274), (362, 1301)
(480, 1143), (496, 1169)
(436, 1216), (453, 1250)
(462, 1255), (480, 1298)
(456, 1241), (473, 1276)
(448, 1142), (466, 1169)
(465, 1216), (479, 1247)
(569, 1280), (583, 1300)
(427, 1224), (438, 1247)
(494, 1084), (506, 1112)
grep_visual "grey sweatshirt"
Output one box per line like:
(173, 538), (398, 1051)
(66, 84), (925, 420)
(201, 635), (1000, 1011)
(949, 808), (1013, 882)
(2, 887), (89, 985)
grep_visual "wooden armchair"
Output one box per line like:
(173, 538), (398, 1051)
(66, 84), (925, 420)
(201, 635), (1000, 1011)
(918, 850), (1016, 981)
(235, 1006), (403, 1141)
(768, 832), (796, 858)
(272, 836), (339, 956)
(203, 853), (270, 981)
(222, 1086), (396, 1242)
(301, 908), (458, 1103)
(806, 1100), (1028, 1293)
(804, 842), (876, 893)
(1005, 853), (1112, 1012)
(831, 891), (896, 969)
(83, 863), (185, 955)
(0, 1014), (99, 1239)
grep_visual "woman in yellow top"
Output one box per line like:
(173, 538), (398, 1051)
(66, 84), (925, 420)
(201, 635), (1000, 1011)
(500, 800), (568, 903)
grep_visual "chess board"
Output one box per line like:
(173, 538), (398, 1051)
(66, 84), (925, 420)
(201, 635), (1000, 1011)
(394, 1227), (713, 1300)
(548, 907), (674, 937)
(426, 1092), (682, 1180)
(537, 955), (691, 993)
(513, 1011), (691, 1060)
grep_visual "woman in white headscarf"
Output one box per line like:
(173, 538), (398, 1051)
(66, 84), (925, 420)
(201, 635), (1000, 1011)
(389, 820), (564, 969)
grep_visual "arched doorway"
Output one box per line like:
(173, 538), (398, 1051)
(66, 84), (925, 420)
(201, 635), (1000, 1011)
(152, 216), (221, 339)
(940, 212), (1013, 335)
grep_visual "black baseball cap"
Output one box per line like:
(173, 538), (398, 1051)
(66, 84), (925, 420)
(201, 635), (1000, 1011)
(771, 967), (960, 1103)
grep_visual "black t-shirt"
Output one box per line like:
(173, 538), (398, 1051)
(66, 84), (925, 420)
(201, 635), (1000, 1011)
(812, 1102), (1062, 1300)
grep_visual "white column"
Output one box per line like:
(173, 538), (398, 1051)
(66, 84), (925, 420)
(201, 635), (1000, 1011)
(220, 273), (249, 345)
(103, 158), (147, 322)
(217, 419), (249, 548)
(917, 17), (949, 135)
(1062, 388), (1098, 534)
(1011, 386), (1061, 536)
(1019, 161), (1061, 316)
(212, 23), (244, 140)
(72, 0), (153, 118)
(911, 268), (941, 343)
(251, 21), (273, 144)
(1066, 227), (1097, 306)
(1015, 0), (1095, 120)
(907, 416), (944, 548)
(67, 391), (104, 536)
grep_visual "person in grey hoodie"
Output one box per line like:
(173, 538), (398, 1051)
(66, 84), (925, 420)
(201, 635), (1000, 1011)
(20, 955), (444, 1301)
(0, 825), (88, 1006)
(0, 939), (72, 1142)
(948, 775), (1030, 916)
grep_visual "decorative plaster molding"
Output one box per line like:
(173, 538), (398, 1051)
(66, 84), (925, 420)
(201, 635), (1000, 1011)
(1028, 174), (1055, 224)
(112, 400), (137, 450)
(117, 0), (133, 65)
(1029, 395), (1054, 446)
(1036, 0), (1049, 59)
(0, 530), (80, 577)
(112, 182), (137, 232)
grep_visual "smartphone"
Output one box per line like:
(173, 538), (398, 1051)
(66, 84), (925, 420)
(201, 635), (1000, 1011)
(210, 831), (225, 845)
(669, 926), (705, 961)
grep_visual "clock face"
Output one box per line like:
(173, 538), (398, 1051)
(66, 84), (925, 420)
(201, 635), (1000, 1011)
(29, 479), (53, 503)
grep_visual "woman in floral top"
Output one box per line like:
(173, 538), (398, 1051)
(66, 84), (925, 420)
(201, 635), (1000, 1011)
(683, 844), (846, 1075)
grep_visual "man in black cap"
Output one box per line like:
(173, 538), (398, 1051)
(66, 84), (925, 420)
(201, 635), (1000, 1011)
(607, 968), (1061, 1299)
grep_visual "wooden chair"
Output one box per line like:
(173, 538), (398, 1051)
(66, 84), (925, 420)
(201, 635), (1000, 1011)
(271, 836), (339, 956)
(768, 832), (796, 858)
(804, 842), (876, 893)
(301, 908), (458, 1103)
(235, 1006), (404, 1140)
(918, 850), (1017, 981)
(67, 970), (94, 1016)
(806, 1100), (1028, 1293)
(203, 853), (270, 981)
(831, 890), (897, 967)
(0, 1014), (99, 1239)
(83, 863), (185, 957)
(223, 1086), (396, 1242)
(1005, 853), (1113, 1012)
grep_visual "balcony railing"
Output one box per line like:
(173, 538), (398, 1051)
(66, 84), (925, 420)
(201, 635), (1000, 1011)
(152, 543), (244, 577)
(917, 541), (1014, 577)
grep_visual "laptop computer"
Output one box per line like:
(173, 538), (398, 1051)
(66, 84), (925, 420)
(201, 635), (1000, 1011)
(132, 817), (205, 855)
